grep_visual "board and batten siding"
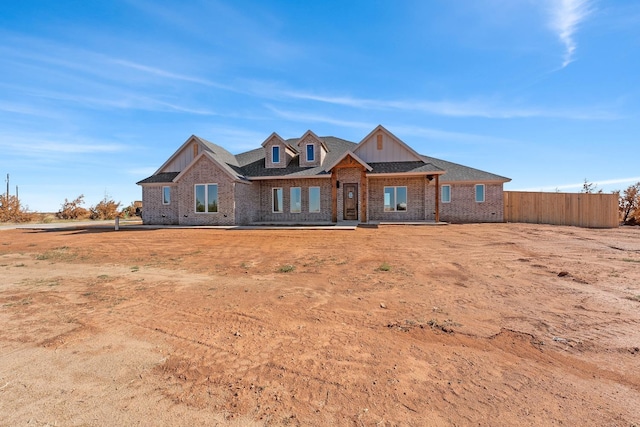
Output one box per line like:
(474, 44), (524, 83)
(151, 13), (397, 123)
(355, 133), (418, 163)
(504, 191), (619, 228)
(162, 142), (199, 173)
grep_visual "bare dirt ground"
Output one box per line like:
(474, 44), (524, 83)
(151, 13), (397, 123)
(0, 223), (639, 426)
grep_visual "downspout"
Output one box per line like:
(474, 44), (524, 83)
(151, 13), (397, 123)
(435, 174), (440, 223)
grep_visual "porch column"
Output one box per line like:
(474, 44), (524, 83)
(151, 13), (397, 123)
(331, 172), (338, 223)
(361, 170), (367, 223)
(435, 174), (440, 223)
(424, 176), (428, 221)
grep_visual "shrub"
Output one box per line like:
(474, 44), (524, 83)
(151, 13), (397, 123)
(378, 262), (392, 271)
(278, 264), (295, 273)
(57, 195), (90, 220)
(90, 196), (121, 220)
(121, 201), (143, 218)
(0, 195), (34, 223)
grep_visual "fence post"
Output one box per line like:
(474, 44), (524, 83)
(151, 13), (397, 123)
(115, 216), (120, 231)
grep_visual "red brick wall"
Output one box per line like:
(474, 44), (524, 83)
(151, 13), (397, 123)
(141, 184), (179, 225)
(257, 178), (332, 222)
(440, 183), (504, 223)
(368, 176), (427, 221)
(176, 156), (236, 226)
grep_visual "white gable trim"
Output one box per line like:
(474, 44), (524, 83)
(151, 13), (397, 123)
(324, 150), (373, 172)
(261, 132), (286, 147)
(354, 125), (423, 162)
(154, 135), (205, 175)
(173, 151), (241, 183)
(296, 130), (328, 151)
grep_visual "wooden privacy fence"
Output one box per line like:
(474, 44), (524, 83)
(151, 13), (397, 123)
(504, 191), (619, 228)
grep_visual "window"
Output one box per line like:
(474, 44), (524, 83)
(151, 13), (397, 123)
(195, 184), (218, 213)
(306, 144), (315, 162)
(272, 188), (283, 213)
(377, 134), (383, 150)
(383, 186), (407, 212)
(475, 184), (485, 203)
(441, 185), (451, 203)
(162, 186), (171, 205)
(272, 146), (280, 164)
(290, 187), (301, 213)
(309, 187), (320, 213)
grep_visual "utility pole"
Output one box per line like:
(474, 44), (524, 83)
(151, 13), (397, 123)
(5, 173), (8, 199)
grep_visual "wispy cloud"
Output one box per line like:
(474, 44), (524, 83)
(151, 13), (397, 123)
(282, 90), (617, 120)
(0, 36), (239, 93)
(0, 101), (62, 118)
(267, 106), (519, 146)
(105, 58), (234, 91)
(0, 134), (128, 156)
(5, 83), (219, 116)
(517, 176), (640, 192)
(548, 0), (594, 68)
(267, 106), (374, 129)
(389, 125), (518, 146)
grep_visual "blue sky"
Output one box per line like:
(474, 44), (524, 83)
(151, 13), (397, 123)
(1, 0), (639, 212)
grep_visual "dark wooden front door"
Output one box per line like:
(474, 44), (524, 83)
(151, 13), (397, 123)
(343, 183), (358, 220)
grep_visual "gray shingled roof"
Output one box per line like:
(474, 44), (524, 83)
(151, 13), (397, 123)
(139, 134), (510, 184)
(195, 136), (240, 167)
(368, 161), (444, 174)
(239, 136), (356, 178)
(190, 136), (247, 180)
(136, 171), (180, 185)
(421, 155), (510, 182)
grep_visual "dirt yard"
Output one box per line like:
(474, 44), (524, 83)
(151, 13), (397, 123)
(0, 223), (639, 426)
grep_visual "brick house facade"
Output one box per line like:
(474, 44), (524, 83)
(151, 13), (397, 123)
(137, 125), (510, 225)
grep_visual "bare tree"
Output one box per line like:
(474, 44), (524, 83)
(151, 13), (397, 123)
(619, 182), (640, 224)
(57, 195), (90, 220)
(582, 179), (603, 194)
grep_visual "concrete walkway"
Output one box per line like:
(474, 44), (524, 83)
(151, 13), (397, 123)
(1, 219), (447, 232)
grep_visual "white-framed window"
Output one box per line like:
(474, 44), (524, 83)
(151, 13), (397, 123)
(272, 146), (280, 164)
(441, 185), (451, 203)
(290, 187), (301, 213)
(383, 186), (407, 212)
(475, 184), (485, 203)
(306, 144), (315, 162)
(162, 186), (171, 205)
(194, 184), (218, 213)
(309, 187), (320, 213)
(272, 188), (283, 213)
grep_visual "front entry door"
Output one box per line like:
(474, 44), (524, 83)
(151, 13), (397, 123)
(343, 183), (358, 220)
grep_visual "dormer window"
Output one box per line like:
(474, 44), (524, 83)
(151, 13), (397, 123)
(306, 144), (315, 162)
(272, 146), (280, 163)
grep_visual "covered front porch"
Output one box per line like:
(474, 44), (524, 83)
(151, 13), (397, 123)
(328, 152), (445, 224)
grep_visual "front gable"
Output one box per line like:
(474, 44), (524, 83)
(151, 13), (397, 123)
(261, 132), (296, 169)
(297, 130), (328, 168)
(174, 151), (243, 184)
(354, 125), (423, 163)
(155, 135), (207, 174)
(325, 151), (372, 172)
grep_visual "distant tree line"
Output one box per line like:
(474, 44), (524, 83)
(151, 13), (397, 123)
(1, 191), (141, 223)
(2, 182), (640, 225)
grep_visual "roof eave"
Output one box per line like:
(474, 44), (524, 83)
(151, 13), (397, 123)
(366, 171), (446, 178)
(441, 178), (511, 184)
(248, 174), (332, 181)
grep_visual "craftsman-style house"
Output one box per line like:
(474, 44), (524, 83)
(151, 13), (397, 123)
(137, 125), (510, 225)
